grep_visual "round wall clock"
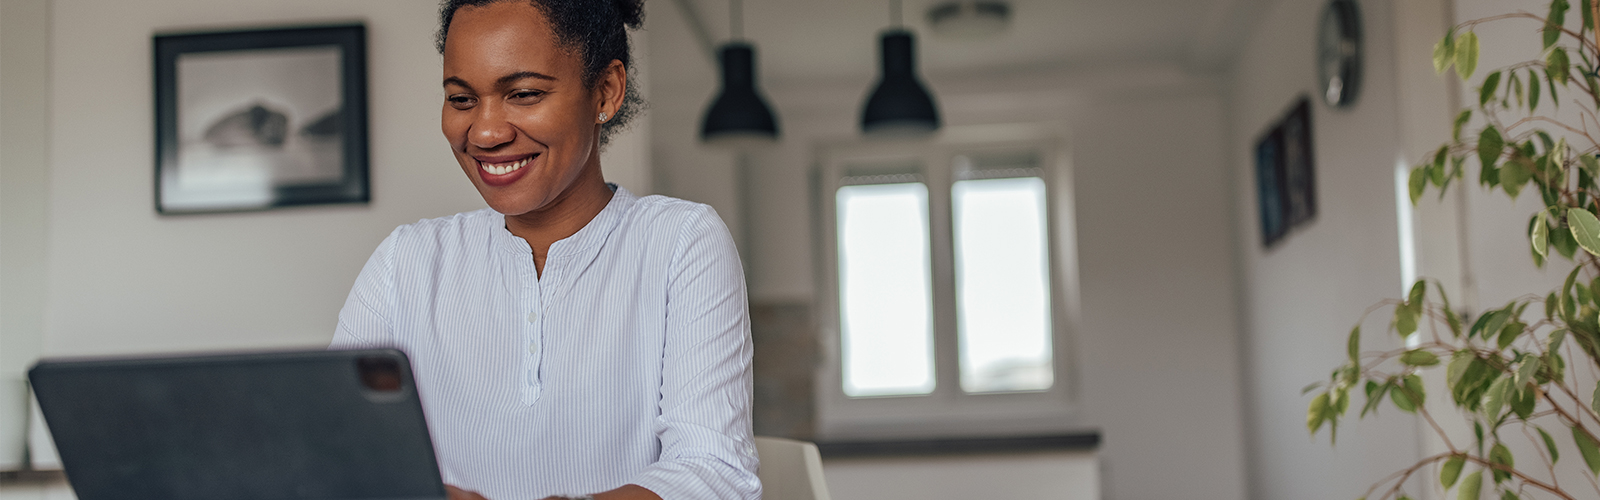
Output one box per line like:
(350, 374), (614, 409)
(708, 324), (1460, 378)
(1317, 0), (1363, 108)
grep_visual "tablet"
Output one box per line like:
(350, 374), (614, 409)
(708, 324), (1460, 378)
(28, 348), (446, 500)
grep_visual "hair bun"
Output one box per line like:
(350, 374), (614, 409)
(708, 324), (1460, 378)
(613, 0), (645, 29)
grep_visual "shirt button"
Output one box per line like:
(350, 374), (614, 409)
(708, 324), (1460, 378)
(527, 343), (537, 354)
(527, 311), (538, 323)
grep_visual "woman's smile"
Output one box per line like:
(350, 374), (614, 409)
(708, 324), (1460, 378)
(475, 153), (538, 186)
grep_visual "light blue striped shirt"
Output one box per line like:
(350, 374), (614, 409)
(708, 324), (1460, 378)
(330, 186), (761, 500)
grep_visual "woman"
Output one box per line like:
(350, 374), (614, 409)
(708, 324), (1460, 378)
(330, 1), (761, 499)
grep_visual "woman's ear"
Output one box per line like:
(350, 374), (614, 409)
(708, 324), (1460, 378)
(598, 59), (627, 122)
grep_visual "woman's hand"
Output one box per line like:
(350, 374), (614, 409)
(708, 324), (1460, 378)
(446, 485), (490, 500)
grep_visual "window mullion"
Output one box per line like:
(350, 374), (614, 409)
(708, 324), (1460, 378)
(925, 150), (962, 400)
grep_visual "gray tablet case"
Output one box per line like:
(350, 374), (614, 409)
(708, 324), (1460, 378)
(28, 348), (446, 500)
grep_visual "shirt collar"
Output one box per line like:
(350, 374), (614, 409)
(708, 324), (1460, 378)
(493, 183), (637, 262)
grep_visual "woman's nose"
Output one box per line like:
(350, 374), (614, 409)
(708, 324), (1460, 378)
(468, 107), (515, 150)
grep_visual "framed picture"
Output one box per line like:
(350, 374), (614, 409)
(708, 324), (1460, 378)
(1255, 96), (1317, 247)
(154, 24), (368, 214)
(1255, 125), (1287, 246)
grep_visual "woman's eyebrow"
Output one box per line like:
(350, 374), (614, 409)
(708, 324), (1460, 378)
(496, 71), (557, 86)
(442, 71), (557, 92)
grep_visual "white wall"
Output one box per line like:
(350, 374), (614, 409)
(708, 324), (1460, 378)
(646, 4), (1248, 500)
(0, 0), (52, 471)
(1228, 0), (1436, 498)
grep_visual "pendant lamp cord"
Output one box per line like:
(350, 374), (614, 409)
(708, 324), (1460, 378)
(730, 0), (743, 40)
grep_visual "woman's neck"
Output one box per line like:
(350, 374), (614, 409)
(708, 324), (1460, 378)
(504, 167), (614, 277)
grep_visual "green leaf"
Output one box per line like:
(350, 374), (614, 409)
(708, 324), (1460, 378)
(1517, 358), (1542, 387)
(1553, 223), (1580, 258)
(1510, 71), (1524, 106)
(1512, 383), (1537, 419)
(1502, 490), (1519, 500)
(1547, 0), (1571, 48)
(1549, 47), (1572, 85)
(1440, 454), (1465, 487)
(1395, 303), (1419, 337)
(1575, 425), (1600, 475)
(1583, 154), (1600, 179)
(1302, 381), (1323, 394)
(1483, 376), (1512, 418)
(1490, 442), (1514, 482)
(1479, 127), (1505, 170)
(1479, 71), (1502, 106)
(1446, 308), (1463, 337)
(1530, 69), (1543, 110)
(1585, 0), (1594, 30)
(1568, 208), (1600, 256)
(1308, 392), (1329, 434)
(1403, 373), (1425, 405)
(1435, 31), (1456, 74)
(1347, 326), (1360, 362)
(1448, 350), (1474, 386)
(1534, 212), (1551, 259)
(1481, 308), (1511, 341)
(1457, 470), (1481, 500)
(1408, 280), (1426, 306)
(1456, 31), (1480, 79)
(1498, 321), (1524, 349)
(1409, 167), (1427, 205)
(1502, 159), (1533, 198)
(1549, 68), (1562, 108)
(1401, 349), (1441, 367)
(1391, 381), (1418, 413)
(1592, 383), (1600, 415)
(1362, 381), (1389, 417)
(1539, 426), (1561, 463)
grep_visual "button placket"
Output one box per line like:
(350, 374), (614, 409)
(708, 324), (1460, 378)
(521, 270), (544, 404)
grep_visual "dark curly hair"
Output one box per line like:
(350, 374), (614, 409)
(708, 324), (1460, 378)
(436, 0), (646, 147)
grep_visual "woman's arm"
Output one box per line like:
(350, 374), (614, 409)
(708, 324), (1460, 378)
(627, 206), (762, 500)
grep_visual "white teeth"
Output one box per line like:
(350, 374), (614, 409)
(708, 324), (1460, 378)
(480, 156), (531, 176)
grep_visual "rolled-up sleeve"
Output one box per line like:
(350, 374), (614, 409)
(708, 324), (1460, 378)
(632, 207), (762, 500)
(330, 227), (401, 350)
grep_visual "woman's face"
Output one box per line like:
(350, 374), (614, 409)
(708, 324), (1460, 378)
(440, 1), (608, 216)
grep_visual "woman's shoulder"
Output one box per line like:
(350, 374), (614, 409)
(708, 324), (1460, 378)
(620, 193), (728, 238)
(381, 207), (501, 251)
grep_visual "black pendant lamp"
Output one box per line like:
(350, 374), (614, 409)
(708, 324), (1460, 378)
(861, 0), (941, 136)
(700, 0), (779, 146)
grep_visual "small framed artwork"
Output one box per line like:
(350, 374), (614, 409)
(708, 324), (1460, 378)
(1255, 126), (1287, 246)
(1255, 96), (1317, 247)
(153, 24), (368, 214)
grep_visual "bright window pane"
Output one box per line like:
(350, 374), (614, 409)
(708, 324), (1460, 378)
(953, 177), (1053, 393)
(837, 183), (935, 397)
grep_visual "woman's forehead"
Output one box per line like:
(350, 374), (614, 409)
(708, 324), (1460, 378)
(442, 2), (579, 82)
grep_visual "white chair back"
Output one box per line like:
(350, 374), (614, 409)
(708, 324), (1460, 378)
(754, 436), (832, 500)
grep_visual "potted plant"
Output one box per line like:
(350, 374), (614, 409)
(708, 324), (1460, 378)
(1307, 1), (1600, 499)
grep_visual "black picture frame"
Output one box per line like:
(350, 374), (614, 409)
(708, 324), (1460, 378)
(154, 24), (368, 214)
(1256, 96), (1317, 247)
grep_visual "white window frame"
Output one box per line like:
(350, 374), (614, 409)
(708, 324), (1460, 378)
(812, 124), (1084, 440)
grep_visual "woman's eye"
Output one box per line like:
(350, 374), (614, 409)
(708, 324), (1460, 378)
(446, 95), (476, 109)
(509, 90), (545, 102)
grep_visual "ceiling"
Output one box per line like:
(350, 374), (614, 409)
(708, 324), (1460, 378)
(650, 0), (1273, 85)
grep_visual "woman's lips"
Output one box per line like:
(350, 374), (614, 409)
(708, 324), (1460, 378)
(476, 154), (535, 187)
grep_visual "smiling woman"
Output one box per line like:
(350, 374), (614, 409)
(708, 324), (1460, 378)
(328, 2), (761, 500)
